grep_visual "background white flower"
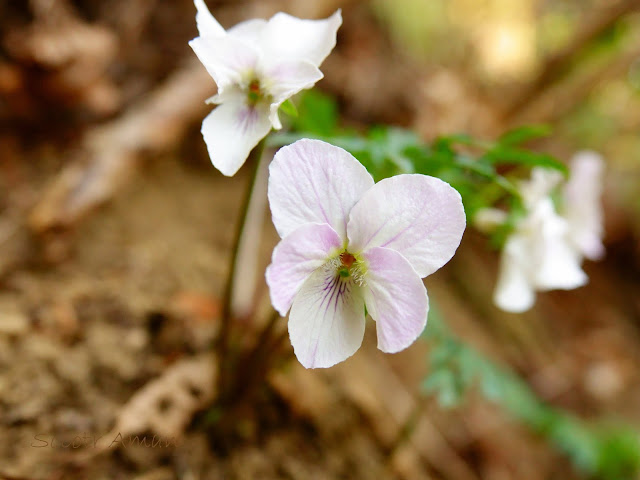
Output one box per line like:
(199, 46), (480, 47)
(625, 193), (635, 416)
(189, 0), (342, 176)
(563, 151), (605, 261)
(491, 152), (605, 313)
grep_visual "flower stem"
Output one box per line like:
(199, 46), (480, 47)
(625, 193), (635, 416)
(217, 138), (266, 393)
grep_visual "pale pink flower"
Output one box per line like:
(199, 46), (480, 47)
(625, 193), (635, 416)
(265, 140), (466, 368)
(189, 0), (341, 176)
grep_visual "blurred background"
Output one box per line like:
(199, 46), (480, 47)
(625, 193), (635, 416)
(1, 0), (639, 479)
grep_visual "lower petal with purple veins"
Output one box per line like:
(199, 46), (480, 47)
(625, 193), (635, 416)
(201, 97), (272, 176)
(266, 223), (343, 316)
(288, 266), (365, 369)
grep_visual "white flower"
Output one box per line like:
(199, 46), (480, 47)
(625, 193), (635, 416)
(563, 151), (605, 260)
(265, 140), (466, 368)
(189, 0), (342, 176)
(493, 196), (587, 312)
(490, 152), (605, 313)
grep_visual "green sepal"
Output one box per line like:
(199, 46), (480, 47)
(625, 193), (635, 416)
(279, 99), (299, 118)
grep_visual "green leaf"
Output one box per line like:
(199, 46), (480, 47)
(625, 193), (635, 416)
(279, 98), (298, 118)
(596, 428), (640, 480)
(483, 147), (569, 176)
(422, 370), (462, 408)
(479, 365), (505, 401)
(454, 155), (521, 198)
(435, 133), (490, 149)
(498, 124), (552, 146)
(423, 317), (640, 478)
(290, 90), (338, 136)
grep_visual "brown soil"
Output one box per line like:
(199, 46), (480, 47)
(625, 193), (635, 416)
(1, 1), (639, 479)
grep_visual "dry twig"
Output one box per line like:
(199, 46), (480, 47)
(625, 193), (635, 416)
(504, 0), (640, 119)
(29, 61), (214, 232)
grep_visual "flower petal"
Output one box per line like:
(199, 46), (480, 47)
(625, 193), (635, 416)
(362, 247), (428, 353)
(268, 139), (374, 239)
(189, 34), (258, 93)
(564, 151), (605, 260)
(521, 167), (563, 208)
(194, 0), (225, 37)
(266, 223), (343, 316)
(528, 199), (588, 290)
(261, 60), (323, 129)
(201, 98), (271, 176)
(261, 10), (342, 66)
(228, 18), (267, 43)
(493, 234), (536, 313)
(534, 239), (587, 290)
(289, 267), (365, 368)
(347, 174), (466, 277)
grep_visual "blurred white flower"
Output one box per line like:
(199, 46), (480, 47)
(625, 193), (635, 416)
(493, 195), (587, 313)
(563, 151), (605, 261)
(487, 151), (605, 313)
(189, 0), (341, 176)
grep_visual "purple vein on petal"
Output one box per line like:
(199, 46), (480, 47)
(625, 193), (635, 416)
(358, 216), (393, 251)
(306, 272), (354, 366)
(379, 222), (413, 248)
(237, 106), (258, 134)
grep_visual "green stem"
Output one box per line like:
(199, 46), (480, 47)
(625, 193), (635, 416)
(217, 138), (266, 394)
(234, 310), (283, 397)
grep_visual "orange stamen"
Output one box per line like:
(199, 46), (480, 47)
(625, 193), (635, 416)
(340, 252), (356, 268)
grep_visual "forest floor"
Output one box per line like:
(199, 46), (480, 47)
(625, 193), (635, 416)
(1, 150), (639, 480)
(1, 1), (640, 479)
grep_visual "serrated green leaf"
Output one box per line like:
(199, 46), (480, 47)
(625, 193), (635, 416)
(423, 370), (462, 408)
(479, 366), (505, 401)
(422, 369), (452, 392)
(422, 317), (640, 478)
(483, 147), (569, 176)
(498, 124), (552, 146)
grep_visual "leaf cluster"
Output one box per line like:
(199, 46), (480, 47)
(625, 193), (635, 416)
(423, 308), (640, 480)
(272, 91), (567, 248)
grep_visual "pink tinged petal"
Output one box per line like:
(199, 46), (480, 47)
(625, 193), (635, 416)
(201, 98), (272, 176)
(564, 151), (605, 260)
(362, 247), (428, 354)
(261, 60), (323, 129)
(288, 267), (365, 369)
(347, 174), (466, 278)
(268, 139), (374, 239)
(262, 10), (342, 67)
(266, 223), (343, 316)
(189, 35), (259, 93)
(493, 235), (536, 313)
(194, 0), (225, 37)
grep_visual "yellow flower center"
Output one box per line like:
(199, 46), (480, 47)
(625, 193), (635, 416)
(247, 78), (266, 106)
(331, 251), (366, 285)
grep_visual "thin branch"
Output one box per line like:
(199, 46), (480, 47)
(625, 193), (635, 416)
(512, 43), (640, 125)
(216, 140), (266, 398)
(28, 59), (214, 232)
(504, 0), (640, 119)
